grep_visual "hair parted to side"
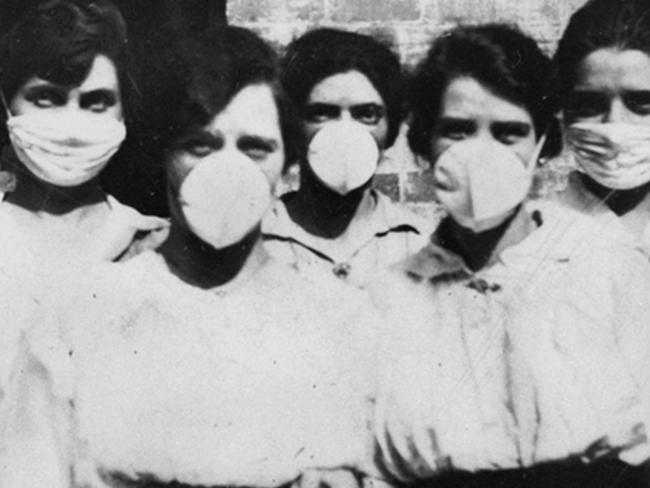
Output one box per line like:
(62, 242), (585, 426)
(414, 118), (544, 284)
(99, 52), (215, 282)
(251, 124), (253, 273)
(281, 27), (406, 148)
(0, 0), (128, 105)
(160, 25), (301, 171)
(554, 0), (650, 106)
(408, 23), (557, 160)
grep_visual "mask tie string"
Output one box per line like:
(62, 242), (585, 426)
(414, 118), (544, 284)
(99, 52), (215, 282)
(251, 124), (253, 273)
(0, 88), (11, 120)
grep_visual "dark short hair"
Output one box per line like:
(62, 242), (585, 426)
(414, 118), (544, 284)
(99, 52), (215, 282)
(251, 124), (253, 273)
(281, 27), (405, 148)
(0, 0), (128, 105)
(408, 24), (556, 159)
(161, 25), (300, 171)
(555, 0), (650, 106)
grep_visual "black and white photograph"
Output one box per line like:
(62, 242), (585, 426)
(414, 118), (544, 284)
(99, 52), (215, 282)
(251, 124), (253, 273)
(0, 0), (649, 487)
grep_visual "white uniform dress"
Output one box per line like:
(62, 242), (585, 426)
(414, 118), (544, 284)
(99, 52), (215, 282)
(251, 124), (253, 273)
(552, 171), (650, 253)
(0, 251), (379, 488)
(263, 190), (431, 288)
(0, 195), (169, 405)
(369, 201), (650, 483)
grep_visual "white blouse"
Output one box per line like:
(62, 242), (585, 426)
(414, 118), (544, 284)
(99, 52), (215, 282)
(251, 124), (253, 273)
(2, 252), (380, 487)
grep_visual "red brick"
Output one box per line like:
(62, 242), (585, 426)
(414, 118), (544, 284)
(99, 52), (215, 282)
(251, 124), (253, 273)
(329, 0), (421, 23)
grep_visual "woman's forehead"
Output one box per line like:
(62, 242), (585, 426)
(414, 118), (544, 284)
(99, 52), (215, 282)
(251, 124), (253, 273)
(575, 48), (650, 91)
(22, 54), (120, 94)
(440, 76), (532, 124)
(204, 84), (281, 140)
(307, 70), (383, 106)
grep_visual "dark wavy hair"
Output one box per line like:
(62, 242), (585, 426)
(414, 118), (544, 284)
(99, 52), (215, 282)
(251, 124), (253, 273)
(281, 27), (405, 149)
(160, 25), (301, 172)
(408, 24), (557, 159)
(0, 0), (128, 110)
(555, 0), (650, 107)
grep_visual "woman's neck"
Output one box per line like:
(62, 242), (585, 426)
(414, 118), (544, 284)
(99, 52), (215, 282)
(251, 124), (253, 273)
(158, 223), (269, 290)
(437, 205), (533, 272)
(581, 173), (650, 216)
(285, 170), (374, 239)
(4, 161), (106, 215)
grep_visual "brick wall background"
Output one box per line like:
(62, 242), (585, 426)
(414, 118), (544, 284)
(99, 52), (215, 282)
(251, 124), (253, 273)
(227, 0), (589, 220)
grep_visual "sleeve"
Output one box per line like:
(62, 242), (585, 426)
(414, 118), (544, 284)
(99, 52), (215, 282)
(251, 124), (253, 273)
(608, 247), (650, 465)
(369, 274), (519, 483)
(507, 244), (650, 466)
(0, 335), (73, 488)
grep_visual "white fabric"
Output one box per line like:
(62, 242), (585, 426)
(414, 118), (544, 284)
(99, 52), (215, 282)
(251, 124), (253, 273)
(179, 151), (271, 249)
(307, 121), (379, 195)
(369, 201), (650, 481)
(7, 112), (126, 187)
(3, 252), (379, 487)
(434, 139), (534, 232)
(566, 122), (650, 190)
(262, 190), (433, 288)
(0, 196), (168, 404)
(551, 170), (650, 255)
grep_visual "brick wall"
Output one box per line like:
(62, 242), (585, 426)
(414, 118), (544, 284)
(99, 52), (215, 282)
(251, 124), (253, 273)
(227, 0), (589, 221)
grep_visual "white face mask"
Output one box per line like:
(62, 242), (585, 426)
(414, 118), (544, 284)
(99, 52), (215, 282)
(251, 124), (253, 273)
(178, 152), (272, 250)
(307, 120), (379, 195)
(433, 137), (543, 233)
(565, 122), (650, 190)
(6, 111), (126, 187)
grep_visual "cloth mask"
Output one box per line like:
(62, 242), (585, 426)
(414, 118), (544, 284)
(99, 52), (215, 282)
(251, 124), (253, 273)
(307, 121), (379, 195)
(433, 137), (543, 233)
(566, 122), (650, 190)
(6, 111), (126, 187)
(178, 152), (272, 249)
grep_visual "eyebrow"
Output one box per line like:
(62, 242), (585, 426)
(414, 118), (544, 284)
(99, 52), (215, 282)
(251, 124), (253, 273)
(79, 89), (118, 105)
(491, 121), (531, 134)
(304, 103), (340, 113)
(437, 117), (477, 129)
(237, 134), (280, 151)
(23, 84), (69, 98)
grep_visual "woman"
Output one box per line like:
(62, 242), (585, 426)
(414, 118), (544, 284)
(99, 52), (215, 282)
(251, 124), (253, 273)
(262, 28), (429, 288)
(0, 0), (167, 274)
(552, 0), (650, 252)
(0, 0), (168, 412)
(0, 25), (380, 488)
(370, 24), (650, 487)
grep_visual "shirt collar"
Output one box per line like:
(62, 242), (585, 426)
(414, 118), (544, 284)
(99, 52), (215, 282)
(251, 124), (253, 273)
(400, 203), (548, 282)
(262, 189), (424, 243)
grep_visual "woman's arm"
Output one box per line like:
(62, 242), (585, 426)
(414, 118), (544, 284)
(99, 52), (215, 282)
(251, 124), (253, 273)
(0, 343), (72, 488)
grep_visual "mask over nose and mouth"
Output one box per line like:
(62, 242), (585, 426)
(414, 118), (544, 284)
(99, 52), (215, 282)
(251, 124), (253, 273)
(433, 137), (543, 233)
(306, 121), (380, 195)
(6, 111), (126, 187)
(178, 152), (272, 250)
(566, 122), (650, 190)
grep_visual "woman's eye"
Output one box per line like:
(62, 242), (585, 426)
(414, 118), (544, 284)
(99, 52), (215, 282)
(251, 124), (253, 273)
(239, 136), (277, 161)
(565, 91), (609, 118)
(493, 123), (531, 145)
(183, 142), (214, 157)
(87, 101), (109, 113)
(624, 92), (650, 116)
(243, 148), (270, 161)
(351, 104), (385, 125)
(496, 134), (518, 145)
(28, 90), (65, 108)
(81, 91), (118, 113)
(34, 96), (56, 108)
(439, 121), (474, 141)
(178, 137), (218, 158)
(304, 104), (339, 123)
